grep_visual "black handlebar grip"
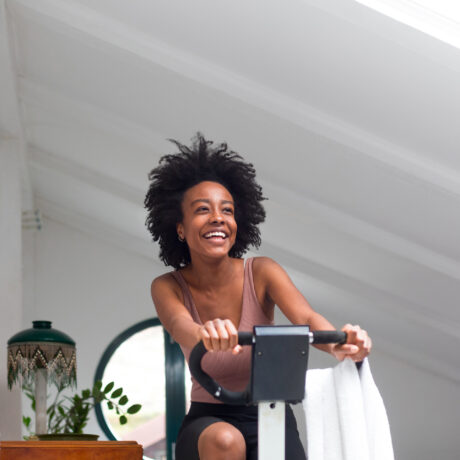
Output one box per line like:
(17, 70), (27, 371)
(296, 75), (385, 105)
(312, 330), (347, 345)
(188, 332), (254, 405)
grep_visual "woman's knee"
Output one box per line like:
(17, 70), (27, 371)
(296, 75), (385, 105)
(198, 422), (246, 458)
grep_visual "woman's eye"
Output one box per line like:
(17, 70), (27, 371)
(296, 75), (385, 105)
(223, 207), (234, 214)
(196, 206), (208, 212)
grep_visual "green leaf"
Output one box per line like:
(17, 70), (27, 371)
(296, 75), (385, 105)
(58, 406), (66, 416)
(82, 389), (91, 399)
(93, 390), (105, 403)
(107, 401), (113, 410)
(93, 381), (103, 392)
(119, 395), (128, 406)
(22, 416), (31, 428)
(127, 404), (142, 415)
(103, 382), (114, 394)
(119, 415), (127, 425)
(111, 388), (123, 399)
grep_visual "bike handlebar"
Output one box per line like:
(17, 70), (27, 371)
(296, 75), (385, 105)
(189, 329), (347, 404)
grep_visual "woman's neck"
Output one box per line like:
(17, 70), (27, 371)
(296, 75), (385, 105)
(183, 255), (239, 289)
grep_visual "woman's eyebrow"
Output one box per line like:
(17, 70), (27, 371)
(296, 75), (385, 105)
(190, 199), (234, 206)
(190, 198), (210, 206)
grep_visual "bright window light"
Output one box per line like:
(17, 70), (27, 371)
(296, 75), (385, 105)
(354, 0), (460, 49)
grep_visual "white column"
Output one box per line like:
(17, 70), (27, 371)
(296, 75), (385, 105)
(258, 401), (285, 460)
(0, 138), (23, 440)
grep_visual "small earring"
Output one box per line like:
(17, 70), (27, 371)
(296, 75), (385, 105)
(178, 234), (185, 242)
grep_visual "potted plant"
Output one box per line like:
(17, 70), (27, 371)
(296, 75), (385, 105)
(22, 380), (142, 440)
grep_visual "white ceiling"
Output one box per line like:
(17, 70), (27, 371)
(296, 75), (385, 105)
(1, 0), (460, 382)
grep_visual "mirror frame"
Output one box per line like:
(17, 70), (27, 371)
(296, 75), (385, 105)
(94, 317), (186, 460)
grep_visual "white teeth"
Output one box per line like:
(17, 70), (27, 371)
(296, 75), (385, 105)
(204, 232), (226, 238)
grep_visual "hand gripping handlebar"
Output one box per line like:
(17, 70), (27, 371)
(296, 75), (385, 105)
(189, 329), (347, 405)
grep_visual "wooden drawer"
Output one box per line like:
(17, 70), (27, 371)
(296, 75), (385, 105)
(0, 441), (143, 460)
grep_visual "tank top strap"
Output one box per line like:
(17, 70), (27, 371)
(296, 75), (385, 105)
(242, 257), (260, 309)
(170, 271), (202, 324)
(240, 257), (273, 331)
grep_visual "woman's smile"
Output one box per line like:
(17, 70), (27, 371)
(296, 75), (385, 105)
(177, 181), (237, 258)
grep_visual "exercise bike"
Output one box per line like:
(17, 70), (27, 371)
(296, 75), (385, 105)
(190, 325), (347, 460)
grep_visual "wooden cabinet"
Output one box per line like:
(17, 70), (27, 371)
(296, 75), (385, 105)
(0, 441), (143, 459)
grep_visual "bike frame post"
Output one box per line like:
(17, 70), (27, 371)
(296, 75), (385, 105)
(258, 401), (285, 460)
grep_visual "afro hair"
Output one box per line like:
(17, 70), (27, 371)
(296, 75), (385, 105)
(144, 133), (266, 269)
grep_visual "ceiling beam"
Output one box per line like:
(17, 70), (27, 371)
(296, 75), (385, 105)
(35, 196), (158, 263)
(306, 0), (460, 64)
(28, 145), (460, 342)
(29, 147), (144, 205)
(27, 134), (460, 288)
(263, 181), (460, 282)
(9, 0), (460, 201)
(20, 78), (170, 153)
(262, 241), (460, 384)
(262, 240), (460, 339)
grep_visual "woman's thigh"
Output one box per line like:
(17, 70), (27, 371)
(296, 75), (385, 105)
(175, 417), (246, 460)
(175, 416), (221, 460)
(175, 403), (306, 460)
(285, 405), (307, 460)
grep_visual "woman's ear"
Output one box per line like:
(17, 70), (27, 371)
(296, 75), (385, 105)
(176, 223), (184, 241)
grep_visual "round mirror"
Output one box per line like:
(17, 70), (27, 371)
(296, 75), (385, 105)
(95, 319), (171, 460)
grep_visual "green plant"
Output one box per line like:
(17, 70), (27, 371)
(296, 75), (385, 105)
(22, 380), (141, 436)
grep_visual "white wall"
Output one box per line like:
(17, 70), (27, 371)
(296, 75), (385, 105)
(0, 139), (22, 440)
(23, 216), (164, 437)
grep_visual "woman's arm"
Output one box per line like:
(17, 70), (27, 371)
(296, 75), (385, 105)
(151, 274), (240, 353)
(254, 257), (372, 361)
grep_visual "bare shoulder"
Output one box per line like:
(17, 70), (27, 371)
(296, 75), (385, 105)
(252, 256), (285, 278)
(251, 257), (288, 294)
(151, 271), (182, 300)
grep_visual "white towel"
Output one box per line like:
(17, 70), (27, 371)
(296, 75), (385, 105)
(303, 358), (394, 460)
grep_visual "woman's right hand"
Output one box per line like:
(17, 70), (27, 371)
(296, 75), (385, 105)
(197, 318), (243, 355)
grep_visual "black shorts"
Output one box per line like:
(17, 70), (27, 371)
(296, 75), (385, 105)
(175, 402), (306, 460)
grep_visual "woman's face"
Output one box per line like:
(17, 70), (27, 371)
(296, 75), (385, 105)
(177, 181), (237, 261)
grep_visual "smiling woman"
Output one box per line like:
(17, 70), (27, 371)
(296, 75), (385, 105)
(144, 134), (372, 460)
(177, 181), (237, 261)
(144, 134), (266, 271)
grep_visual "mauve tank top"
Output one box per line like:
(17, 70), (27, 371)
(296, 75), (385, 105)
(171, 257), (274, 403)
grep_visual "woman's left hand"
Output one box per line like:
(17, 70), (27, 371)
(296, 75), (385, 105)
(331, 324), (372, 362)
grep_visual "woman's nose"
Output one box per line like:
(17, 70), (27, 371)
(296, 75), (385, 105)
(209, 210), (224, 223)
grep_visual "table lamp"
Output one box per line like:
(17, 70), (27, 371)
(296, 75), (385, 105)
(7, 320), (77, 434)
